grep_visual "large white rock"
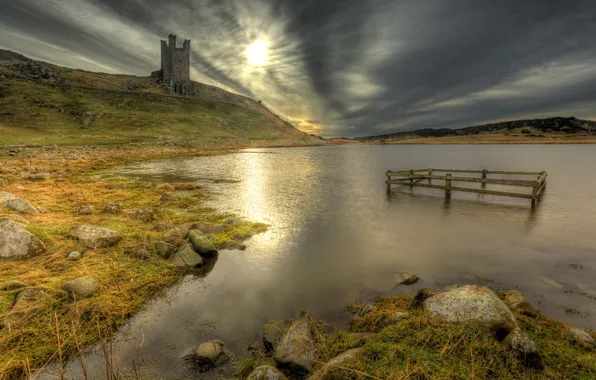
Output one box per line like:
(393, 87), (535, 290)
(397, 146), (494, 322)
(0, 218), (46, 260)
(424, 285), (518, 333)
(274, 311), (317, 372)
(68, 225), (121, 248)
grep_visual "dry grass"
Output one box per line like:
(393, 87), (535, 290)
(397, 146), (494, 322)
(0, 147), (268, 379)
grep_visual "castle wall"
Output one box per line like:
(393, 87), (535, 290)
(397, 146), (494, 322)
(160, 35), (190, 82)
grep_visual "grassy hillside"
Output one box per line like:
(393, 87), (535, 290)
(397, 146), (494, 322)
(0, 50), (321, 146)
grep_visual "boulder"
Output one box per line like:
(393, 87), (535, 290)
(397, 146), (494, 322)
(156, 241), (176, 259)
(75, 205), (95, 215)
(182, 339), (232, 372)
(163, 226), (189, 244)
(568, 327), (595, 348)
(264, 320), (293, 352)
(160, 192), (180, 202)
(67, 251), (82, 261)
(0, 218), (46, 260)
(3, 197), (41, 214)
(3, 288), (48, 326)
(27, 173), (50, 180)
(133, 248), (151, 261)
(274, 311), (317, 372)
(424, 285), (518, 334)
(2, 280), (27, 291)
(504, 290), (537, 316)
(247, 365), (288, 380)
(0, 191), (17, 204)
(61, 275), (100, 299)
(308, 347), (364, 380)
(502, 328), (543, 369)
(128, 209), (156, 222)
(170, 244), (204, 269)
(101, 201), (122, 214)
(68, 225), (121, 248)
(395, 272), (419, 286)
(408, 288), (438, 310)
(188, 222), (227, 234)
(188, 230), (218, 257)
(360, 304), (377, 316)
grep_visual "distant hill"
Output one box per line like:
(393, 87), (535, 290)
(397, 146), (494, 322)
(355, 117), (596, 142)
(0, 49), (322, 146)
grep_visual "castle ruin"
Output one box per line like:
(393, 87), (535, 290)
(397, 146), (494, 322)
(153, 34), (196, 96)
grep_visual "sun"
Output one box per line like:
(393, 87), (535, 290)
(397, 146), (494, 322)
(246, 40), (268, 66)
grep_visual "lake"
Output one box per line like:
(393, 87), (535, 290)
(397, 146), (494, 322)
(44, 144), (596, 379)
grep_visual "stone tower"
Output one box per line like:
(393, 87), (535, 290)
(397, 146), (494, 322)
(161, 34), (190, 82)
(154, 34), (195, 96)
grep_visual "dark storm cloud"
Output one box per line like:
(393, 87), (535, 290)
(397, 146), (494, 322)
(1, 0), (595, 137)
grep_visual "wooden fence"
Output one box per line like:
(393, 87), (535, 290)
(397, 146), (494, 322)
(386, 168), (547, 204)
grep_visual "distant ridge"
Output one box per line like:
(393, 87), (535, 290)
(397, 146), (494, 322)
(354, 117), (596, 141)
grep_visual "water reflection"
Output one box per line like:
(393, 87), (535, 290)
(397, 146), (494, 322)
(43, 145), (596, 379)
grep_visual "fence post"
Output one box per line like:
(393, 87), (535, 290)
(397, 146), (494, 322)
(428, 168), (433, 183)
(482, 169), (488, 188)
(445, 173), (452, 199)
(531, 180), (538, 206)
(409, 169), (414, 186)
(386, 170), (391, 192)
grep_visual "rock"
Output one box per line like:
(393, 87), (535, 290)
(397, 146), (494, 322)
(133, 248), (151, 261)
(68, 225), (121, 248)
(156, 241), (176, 259)
(395, 272), (419, 286)
(160, 192), (180, 202)
(504, 290), (538, 316)
(502, 328), (543, 369)
(101, 201), (122, 214)
(0, 218), (47, 260)
(188, 222), (227, 234)
(424, 285), (518, 334)
(3, 288), (47, 326)
(162, 226), (189, 244)
(3, 197), (41, 214)
(67, 251), (82, 261)
(360, 304), (377, 316)
(568, 327), (595, 348)
(27, 173), (50, 180)
(61, 275), (101, 299)
(0, 191), (16, 203)
(247, 365), (288, 380)
(409, 288), (438, 310)
(128, 209), (156, 222)
(274, 311), (317, 372)
(388, 311), (409, 324)
(2, 280), (27, 291)
(264, 320), (293, 352)
(223, 242), (247, 251)
(182, 339), (232, 372)
(308, 347), (364, 380)
(75, 205), (95, 215)
(170, 244), (204, 269)
(188, 230), (218, 257)
(152, 223), (173, 232)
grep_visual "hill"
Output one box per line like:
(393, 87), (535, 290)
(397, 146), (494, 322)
(355, 117), (596, 144)
(0, 49), (323, 146)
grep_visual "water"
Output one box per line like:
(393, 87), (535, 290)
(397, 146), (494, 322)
(45, 145), (596, 379)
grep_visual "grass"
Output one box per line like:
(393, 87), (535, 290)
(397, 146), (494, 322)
(0, 147), (268, 379)
(0, 50), (322, 147)
(234, 294), (596, 380)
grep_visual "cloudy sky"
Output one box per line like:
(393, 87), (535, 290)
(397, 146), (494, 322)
(1, 0), (596, 137)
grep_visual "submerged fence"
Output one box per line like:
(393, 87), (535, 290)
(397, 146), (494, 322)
(386, 168), (547, 204)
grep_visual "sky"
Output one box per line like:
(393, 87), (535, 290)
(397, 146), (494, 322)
(1, 0), (596, 137)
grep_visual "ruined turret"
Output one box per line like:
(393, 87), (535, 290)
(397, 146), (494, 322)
(153, 34), (196, 96)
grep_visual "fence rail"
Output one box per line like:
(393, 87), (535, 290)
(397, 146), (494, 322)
(386, 168), (547, 204)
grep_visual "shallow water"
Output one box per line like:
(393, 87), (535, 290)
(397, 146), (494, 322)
(43, 145), (596, 379)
